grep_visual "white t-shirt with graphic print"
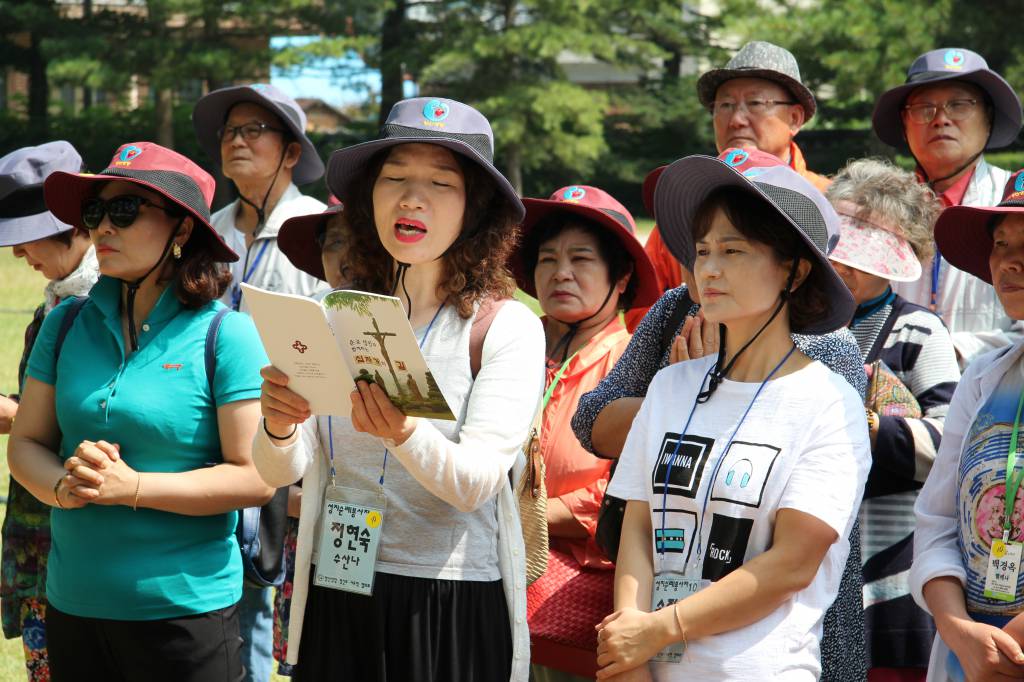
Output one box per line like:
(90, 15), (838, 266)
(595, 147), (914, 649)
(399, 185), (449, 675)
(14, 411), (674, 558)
(608, 354), (870, 681)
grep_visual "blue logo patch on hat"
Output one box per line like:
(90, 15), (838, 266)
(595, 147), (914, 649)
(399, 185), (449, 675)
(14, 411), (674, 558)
(724, 149), (749, 167)
(114, 145), (143, 167)
(1016, 173), (1024, 193)
(422, 99), (450, 126)
(944, 49), (965, 71)
(562, 186), (587, 202)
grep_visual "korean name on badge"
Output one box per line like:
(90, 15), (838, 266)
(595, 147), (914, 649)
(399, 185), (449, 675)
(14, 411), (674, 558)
(314, 485), (386, 596)
(651, 573), (708, 663)
(984, 537), (1023, 602)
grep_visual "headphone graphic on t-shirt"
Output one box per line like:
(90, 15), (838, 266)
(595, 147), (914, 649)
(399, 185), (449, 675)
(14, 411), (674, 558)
(724, 458), (753, 489)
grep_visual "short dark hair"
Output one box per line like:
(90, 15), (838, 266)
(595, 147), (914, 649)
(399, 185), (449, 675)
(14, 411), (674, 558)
(167, 221), (232, 308)
(521, 213), (636, 311)
(692, 187), (831, 332)
(48, 227), (90, 248)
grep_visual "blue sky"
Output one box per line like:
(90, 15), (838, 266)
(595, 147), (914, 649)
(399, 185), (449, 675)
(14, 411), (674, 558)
(269, 36), (418, 107)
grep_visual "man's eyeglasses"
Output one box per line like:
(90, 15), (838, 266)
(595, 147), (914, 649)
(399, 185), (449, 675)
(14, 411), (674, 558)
(81, 195), (179, 230)
(903, 98), (979, 125)
(711, 99), (797, 118)
(218, 121), (286, 143)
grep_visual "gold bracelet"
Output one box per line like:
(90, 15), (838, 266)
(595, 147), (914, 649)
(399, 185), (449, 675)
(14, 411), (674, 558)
(132, 472), (141, 511)
(673, 601), (687, 647)
(53, 476), (66, 509)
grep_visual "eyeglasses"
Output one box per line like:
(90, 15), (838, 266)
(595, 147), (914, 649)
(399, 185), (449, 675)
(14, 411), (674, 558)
(315, 224), (348, 252)
(81, 195), (179, 230)
(902, 98), (979, 124)
(711, 99), (797, 118)
(218, 121), (286, 143)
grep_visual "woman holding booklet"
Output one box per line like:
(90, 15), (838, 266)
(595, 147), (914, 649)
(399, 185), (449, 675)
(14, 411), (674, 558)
(253, 97), (545, 681)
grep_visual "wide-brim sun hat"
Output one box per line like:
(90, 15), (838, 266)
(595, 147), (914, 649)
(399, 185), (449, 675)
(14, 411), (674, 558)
(509, 184), (660, 310)
(278, 196), (344, 281)
(654, 147), (854, 334)
(326, 97), (525, 222)
(0, 141), (83, 247)
(934, 169), (1024, 284)
(192, 83), (325, 186)
(828, 204), (922, 282)
(43, 142), (238, 262)
(696, 41), (817, 120)
(872, 48), (1023, 150)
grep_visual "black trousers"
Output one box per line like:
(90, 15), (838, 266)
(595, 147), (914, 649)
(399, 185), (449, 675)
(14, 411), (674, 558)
(47, 601), (244, 682)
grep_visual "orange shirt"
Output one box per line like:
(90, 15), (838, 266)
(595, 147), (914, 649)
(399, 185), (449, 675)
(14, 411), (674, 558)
(541, 316), (631, 569)
(625, 140), (830, 331)
(915, 164), (974, 208)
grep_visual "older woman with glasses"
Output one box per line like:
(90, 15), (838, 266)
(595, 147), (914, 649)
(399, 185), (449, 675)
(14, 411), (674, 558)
(7, 142), (273, 681)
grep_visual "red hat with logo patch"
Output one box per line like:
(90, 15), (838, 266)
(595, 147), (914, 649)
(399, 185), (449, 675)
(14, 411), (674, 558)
(510, 184), (660, 309)
(43, 142), (237, 262)
(934, 169), (1024, 284)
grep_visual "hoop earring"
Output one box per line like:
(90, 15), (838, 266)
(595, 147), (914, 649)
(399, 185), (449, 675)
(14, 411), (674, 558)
(172, 243), (182, 260)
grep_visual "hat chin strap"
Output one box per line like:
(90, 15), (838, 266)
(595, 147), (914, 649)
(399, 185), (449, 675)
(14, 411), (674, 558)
(120, 219), (183, 352)
(547, 283), (617, 364)
(697, 262), (798, 403)
(907, 124), (991, 191)
(236, 148), (288, 233)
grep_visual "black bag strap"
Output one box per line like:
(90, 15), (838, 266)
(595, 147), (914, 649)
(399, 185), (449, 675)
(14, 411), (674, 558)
(54, 296), (89, 366)
(205, 308), (230, 399)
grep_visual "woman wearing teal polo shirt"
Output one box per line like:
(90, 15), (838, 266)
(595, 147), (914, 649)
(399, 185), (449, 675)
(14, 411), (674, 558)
(7, 142), (274, 682)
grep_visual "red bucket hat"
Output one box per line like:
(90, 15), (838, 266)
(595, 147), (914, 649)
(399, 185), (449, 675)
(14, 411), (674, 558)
(43, 142), (237, 262)
(934, 169), (1024, 284)
(510, 184), (660, 310)
(278, 195), (344, 281)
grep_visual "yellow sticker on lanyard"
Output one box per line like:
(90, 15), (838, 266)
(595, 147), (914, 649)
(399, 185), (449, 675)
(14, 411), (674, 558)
(313, 485), (386, 596)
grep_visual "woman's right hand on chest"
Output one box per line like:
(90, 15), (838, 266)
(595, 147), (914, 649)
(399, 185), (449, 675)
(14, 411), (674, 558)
(668, 312), (719, 365)
(260, 365), (311, 436)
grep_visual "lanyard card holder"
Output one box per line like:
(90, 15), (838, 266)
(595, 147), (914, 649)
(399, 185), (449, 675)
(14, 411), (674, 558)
(314, 485), (387, 596)
(651, 572), (708, 663)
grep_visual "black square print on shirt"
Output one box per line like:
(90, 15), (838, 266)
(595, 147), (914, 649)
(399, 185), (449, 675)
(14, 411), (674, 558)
(652, 433), (714, 499)
(701, 513), (753, 581)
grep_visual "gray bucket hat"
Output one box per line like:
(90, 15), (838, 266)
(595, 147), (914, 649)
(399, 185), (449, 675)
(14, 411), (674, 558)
(192, 83), (325, 185)
(654, 148), (853, 334)
(872, 48), (1023, 149)
(697, 41), (816, 120)
(0, 141), (83, 247)
(326, 97), (525, 222)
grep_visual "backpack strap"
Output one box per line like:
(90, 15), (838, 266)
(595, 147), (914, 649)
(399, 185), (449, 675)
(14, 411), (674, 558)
(54, 296), (89, 366)
(469, 297), (510, 379)
(205, 308), (231, 400)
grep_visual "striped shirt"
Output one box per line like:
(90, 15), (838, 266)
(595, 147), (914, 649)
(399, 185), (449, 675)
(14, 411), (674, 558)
(852, 290), (960, 669)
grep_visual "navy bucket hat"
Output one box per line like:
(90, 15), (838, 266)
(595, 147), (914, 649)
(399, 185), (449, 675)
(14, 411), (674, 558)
(0, 141), (83, 247)
(872, 48), (1023, 149)
(192, 83), (325, 185)
(326, 97), (525, 222)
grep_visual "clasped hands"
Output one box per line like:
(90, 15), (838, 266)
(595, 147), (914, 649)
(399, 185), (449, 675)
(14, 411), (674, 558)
(58, 439), (138, 509)
(260, 365), (418, 445)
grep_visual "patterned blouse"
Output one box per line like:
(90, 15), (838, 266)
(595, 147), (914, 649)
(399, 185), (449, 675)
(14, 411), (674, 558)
(571, 285), (870, 682)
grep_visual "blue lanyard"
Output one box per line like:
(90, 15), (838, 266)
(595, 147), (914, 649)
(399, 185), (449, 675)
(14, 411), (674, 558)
(231, 239), (271, 310)
(657, 345), (797, 570)
(326, 303), (446, 488)
(930, 253), (942, 313)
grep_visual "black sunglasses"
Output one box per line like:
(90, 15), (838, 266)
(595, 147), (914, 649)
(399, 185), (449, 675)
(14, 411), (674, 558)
(81, 195), (180, 230)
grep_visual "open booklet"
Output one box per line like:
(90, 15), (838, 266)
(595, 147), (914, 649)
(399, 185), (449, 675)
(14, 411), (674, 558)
(241, 283), (456, 420)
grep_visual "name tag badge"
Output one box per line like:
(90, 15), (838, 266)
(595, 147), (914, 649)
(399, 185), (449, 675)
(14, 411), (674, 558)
(651, 572), (708, 663)
(314, 485), (386, 596)
(984, 538), (1022, 602)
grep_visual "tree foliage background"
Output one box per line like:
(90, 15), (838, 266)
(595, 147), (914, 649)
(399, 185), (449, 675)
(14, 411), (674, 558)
(1, 0), (1022, 212)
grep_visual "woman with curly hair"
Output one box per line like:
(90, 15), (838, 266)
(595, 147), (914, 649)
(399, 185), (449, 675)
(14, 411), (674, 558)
(253, 97), (545, 681)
